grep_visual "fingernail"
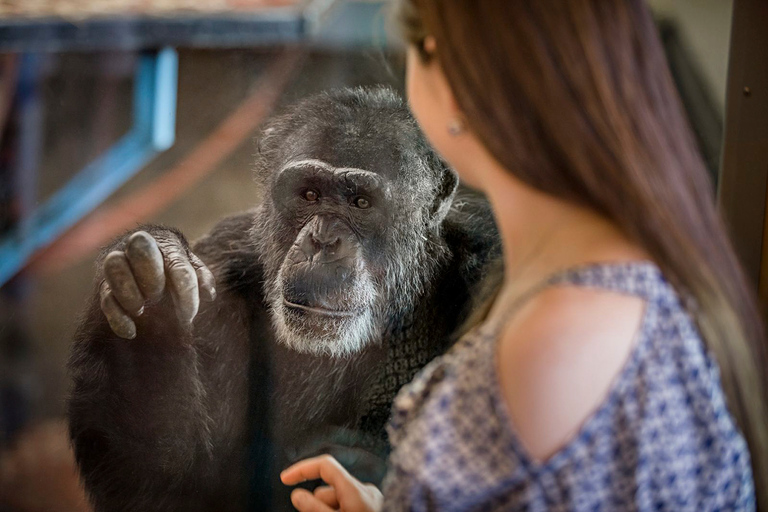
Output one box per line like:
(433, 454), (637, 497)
(209, 287), (217, 300)
(177, 311), (194, 326)
(136, 306), (145, 316)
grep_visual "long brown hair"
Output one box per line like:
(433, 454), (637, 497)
(397, 0), (768, 506)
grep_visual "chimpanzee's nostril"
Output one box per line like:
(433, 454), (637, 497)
(311, 233), (341, 250)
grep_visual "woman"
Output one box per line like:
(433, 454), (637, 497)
(281, 1), (768, 510)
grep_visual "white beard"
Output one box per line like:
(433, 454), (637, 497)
(268, 263), (380, 358)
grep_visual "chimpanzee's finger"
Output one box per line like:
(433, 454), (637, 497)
(99, 281), (137, 339)
(103, 251), (145, 316)
(166, 255), (199, 326)
(189, 252), (216, 302)
(125, 231), (166, 302)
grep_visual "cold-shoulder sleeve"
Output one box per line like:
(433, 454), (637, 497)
(381, 263), (755, 512)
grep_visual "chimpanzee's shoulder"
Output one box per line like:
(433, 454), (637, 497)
(442, 189), (502, 288)
(192, 210), (264, 295)
(193, 211), (256, 256)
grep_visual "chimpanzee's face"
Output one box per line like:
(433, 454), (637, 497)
(251, 88), (457, 358)
(267, 158), (393, 356)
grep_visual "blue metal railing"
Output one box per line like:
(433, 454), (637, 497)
(0, 48), (178, 286)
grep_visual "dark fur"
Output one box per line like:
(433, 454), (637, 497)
(68, 87), (500, 511)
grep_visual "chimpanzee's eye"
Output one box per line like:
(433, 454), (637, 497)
(303, 190), (319, 202)
(352, 197), (371, 209)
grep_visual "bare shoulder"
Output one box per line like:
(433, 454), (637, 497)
(496, 285), (647, 462)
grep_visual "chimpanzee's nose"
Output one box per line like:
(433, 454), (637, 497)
(300, 216), (346, 260)
(310, 230), (340, 250)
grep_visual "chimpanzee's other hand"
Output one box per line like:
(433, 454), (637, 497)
(99, 230), (217, 339)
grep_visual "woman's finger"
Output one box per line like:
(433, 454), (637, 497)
(290, 488), (335, 512)
(313, 486), (340, 508)
(281, 455), (357, 498)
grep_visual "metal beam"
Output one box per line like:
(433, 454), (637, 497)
(0, 48), (178, 286)
(0, 0), (340, 52)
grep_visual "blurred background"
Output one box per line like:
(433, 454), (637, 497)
(0, 0), (744, 510)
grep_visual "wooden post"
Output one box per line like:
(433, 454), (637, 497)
(718, 0), (768, 303)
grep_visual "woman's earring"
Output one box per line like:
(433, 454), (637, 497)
(447, 118), (465, 136)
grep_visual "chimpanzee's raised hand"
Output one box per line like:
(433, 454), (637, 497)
(99, 230), (217, 339)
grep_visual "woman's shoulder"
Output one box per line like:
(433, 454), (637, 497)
(496, 283), (648, 462)
(384, 262), (753, 509)
(387, 261), (662, 457)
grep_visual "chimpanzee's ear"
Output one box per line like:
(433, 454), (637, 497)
(429, 162), (459, 228)
(256, 126), (277, 156)
(253, 126), (278, 185)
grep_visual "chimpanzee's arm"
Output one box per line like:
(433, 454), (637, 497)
(68, 219), (255, 512)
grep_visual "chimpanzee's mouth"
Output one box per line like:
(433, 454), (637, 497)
(283, 299), (358, 318)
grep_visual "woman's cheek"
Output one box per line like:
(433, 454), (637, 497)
(406, 54), (449, 158)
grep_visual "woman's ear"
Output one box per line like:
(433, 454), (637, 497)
(423, 36), (437, 55)
(420, 38), (466, 135)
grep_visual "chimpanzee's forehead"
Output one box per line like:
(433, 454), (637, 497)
(282, 119), (419, 181)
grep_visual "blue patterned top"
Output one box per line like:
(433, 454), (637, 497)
(382, 262), (755, 511)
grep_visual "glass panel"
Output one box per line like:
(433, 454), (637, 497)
(0, 2), (742, 511)
(1, 4), (409, 511)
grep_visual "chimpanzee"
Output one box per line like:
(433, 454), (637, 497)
(67, 87), (500, 512)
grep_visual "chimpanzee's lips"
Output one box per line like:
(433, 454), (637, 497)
(283, 299), (358, 318)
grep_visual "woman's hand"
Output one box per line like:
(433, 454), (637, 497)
(280, 455), (383, 512)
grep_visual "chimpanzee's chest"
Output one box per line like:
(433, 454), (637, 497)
(240, 254), (472, 506)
